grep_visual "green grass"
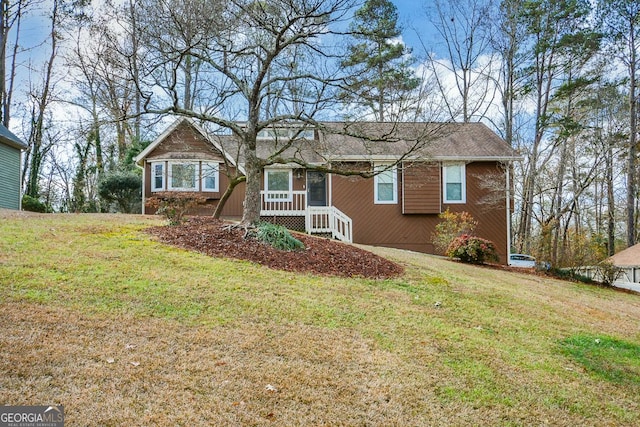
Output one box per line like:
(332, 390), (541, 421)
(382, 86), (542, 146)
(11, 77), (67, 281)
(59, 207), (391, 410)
(560, 335), (640, 386)
(1, 212), (640, 425)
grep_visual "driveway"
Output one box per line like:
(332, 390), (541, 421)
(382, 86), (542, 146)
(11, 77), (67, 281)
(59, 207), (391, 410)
(614, 281), (640, 293)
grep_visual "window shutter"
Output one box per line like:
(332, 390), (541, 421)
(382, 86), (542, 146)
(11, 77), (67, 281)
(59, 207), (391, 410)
(402, 162), (441, 214)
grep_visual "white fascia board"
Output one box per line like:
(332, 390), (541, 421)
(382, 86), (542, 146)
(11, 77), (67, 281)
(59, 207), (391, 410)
(326, 155), (521, 163)
(431, 155), (522, 162)
(325, 155), (402, 162)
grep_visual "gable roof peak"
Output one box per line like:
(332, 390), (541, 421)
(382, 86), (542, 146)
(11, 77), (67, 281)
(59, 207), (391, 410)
(134, 117), (238, 168)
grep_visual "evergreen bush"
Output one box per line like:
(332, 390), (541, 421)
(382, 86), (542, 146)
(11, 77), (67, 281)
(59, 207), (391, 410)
(21, 195), (50, 213)
(255, 222), (305, 251)
(98, 171), (142, 213)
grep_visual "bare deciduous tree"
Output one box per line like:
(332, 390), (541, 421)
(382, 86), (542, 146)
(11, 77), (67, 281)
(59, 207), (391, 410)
(425, 0), (497, 123)
(118, 0), (440, 226)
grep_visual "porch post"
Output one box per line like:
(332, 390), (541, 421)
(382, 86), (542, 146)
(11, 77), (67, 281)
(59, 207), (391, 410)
(328, 169), (333, 207)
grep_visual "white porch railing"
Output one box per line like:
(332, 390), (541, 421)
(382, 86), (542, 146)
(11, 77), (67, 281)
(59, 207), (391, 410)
(260, 190), (353, 243)
(261, 190), (306, 216)
(306, 206), (353, 243)
(575, 265), (640, 284)
(619, 267), (640, 283)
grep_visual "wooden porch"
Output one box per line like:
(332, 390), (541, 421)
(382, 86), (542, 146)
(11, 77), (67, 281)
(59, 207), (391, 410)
(260, 191), (353, 243)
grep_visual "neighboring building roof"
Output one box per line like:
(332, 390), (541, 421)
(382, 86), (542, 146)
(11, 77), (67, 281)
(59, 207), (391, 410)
(0, 123), (27, 150)
(136, 118), (519, 167)
(608, 244), (640, 267)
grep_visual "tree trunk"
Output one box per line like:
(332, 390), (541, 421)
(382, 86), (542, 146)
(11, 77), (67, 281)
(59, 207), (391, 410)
(0, 0), (8, 125)
(128, 0), (141, 142)
(607, 140), (616, 255)
(552, 137), (568, 265)
(241, 146), (262, 225)
(0, 0), (24, 126)
(213, 175), (245, 219)
(24, 0), (58, 198)
(627, 24), (638, 247)
(93, 110), (103, 176)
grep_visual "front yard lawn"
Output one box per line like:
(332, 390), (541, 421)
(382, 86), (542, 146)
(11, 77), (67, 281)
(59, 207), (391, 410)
(1, 211), (639, 425)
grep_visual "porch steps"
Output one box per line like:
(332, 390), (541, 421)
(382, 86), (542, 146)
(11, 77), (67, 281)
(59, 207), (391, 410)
(306, 206), (353, 243)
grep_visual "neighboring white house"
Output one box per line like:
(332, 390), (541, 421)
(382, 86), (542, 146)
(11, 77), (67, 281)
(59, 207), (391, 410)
(0, 124), (27, 210)
(608, 244), (640, 285)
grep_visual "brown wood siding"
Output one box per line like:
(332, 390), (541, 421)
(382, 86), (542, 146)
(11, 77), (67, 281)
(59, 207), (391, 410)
(331, 161), (509, 263)
(142, 121), (247, 217)
(147, 121), (224, 160)
(293, 168), (306, 191)
(442, 162), (508, 261)
(402, 162), (441, 214)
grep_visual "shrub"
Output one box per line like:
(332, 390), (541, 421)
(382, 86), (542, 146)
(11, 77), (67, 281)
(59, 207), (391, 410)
(146, 192), (207, 225)
(432, 209), (478, 253)
(98, 171), (142, 213)
(446, 234), (499, 264)
(255, 222), (305, 251)
(595, 261), (622, 286)
(21, 195), (50, 213)
(548, 267), (594, 284)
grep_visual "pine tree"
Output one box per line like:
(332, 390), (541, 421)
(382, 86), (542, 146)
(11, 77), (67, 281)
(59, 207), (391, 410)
(340, 0), (420, 122)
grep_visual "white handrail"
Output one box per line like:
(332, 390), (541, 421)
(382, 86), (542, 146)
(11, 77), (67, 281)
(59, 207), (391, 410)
(306, 206), (352, 243)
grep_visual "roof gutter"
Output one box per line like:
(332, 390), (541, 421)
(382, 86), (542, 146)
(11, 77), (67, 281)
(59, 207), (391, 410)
(326, 155), (522, 163)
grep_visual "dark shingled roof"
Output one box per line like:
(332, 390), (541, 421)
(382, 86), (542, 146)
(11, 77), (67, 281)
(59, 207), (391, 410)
(0, 123), (27, 150)
(318, 121), (517, 161)
(138, 118), (518, 167)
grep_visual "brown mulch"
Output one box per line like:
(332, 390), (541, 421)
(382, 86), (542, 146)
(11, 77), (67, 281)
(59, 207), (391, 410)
(145, 217), (404, 279)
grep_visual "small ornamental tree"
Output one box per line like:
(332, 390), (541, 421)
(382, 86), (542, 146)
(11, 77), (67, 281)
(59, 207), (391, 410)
(432, 209), (478, 253)
(446, 234), (499, 264)
(146, 192), (207, 225)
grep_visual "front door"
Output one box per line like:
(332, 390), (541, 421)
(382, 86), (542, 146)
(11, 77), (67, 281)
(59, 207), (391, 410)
(307, 171), (327, 206)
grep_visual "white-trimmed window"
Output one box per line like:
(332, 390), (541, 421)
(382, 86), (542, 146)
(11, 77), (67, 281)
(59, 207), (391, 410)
(151, 162), (165, 191)
(443, 164), (466, 203)
(264, 169), (292, 201)
(201, 162), (219, 192)
(168, 162), (199, 191)
(374, 163), (397, 204)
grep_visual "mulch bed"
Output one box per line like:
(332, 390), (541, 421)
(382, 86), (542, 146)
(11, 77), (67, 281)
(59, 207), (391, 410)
(145, 217), (404, 279)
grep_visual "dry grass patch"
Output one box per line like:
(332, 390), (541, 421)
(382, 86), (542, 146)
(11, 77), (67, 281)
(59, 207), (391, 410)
(1, 213), (640, 425)
(0, 302), (457, 426)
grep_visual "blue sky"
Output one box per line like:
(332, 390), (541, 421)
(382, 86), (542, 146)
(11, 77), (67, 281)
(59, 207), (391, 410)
(391, 1), (441, 59)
